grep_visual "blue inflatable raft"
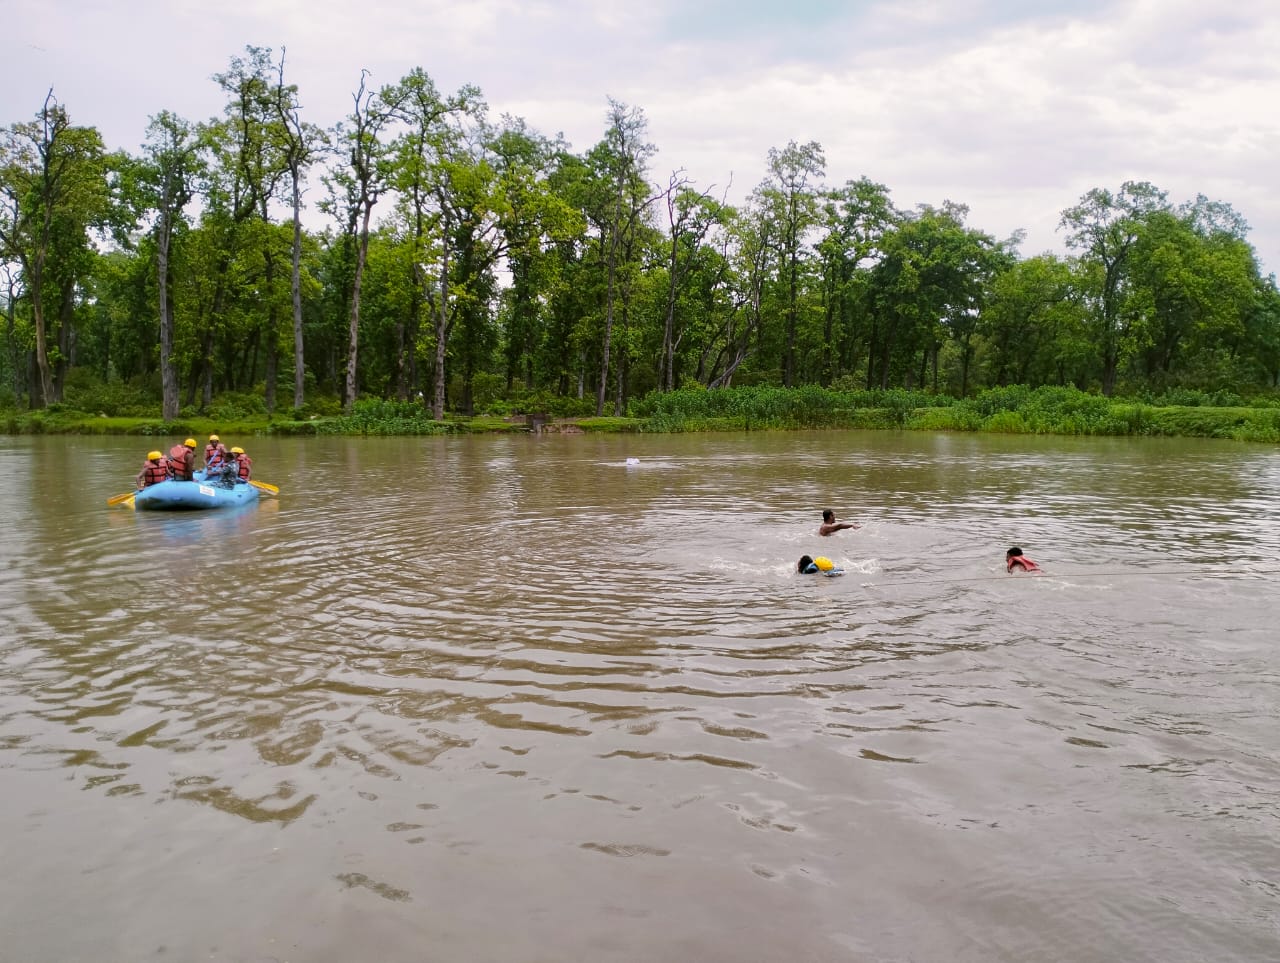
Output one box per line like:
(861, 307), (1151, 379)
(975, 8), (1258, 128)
(133, 474), (259, 511)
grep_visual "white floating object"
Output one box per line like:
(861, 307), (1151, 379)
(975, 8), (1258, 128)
(626, 457), (640, 466)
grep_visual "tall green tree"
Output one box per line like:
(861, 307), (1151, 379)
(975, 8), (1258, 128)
(1059, 181), (1168, 396)
(867, 203), (999, 392)
(980, 253), (1079, 386)
(382, 68), (482, 416)
(489, 118), (583, 396)
(1128, 200), (1258, 386)
(137, 110), (202, 419)
(197, 46), (291, 408)
(816, 177), (896, 384)
(701, 200), (773, 387)
(0, 91), (109, 406)
(757, 140), (825, 387)
(657, 174), (724, 391)
(588, 99), (657, 415)
(329, 70), (403, 413)
(271, 48), (322, 412)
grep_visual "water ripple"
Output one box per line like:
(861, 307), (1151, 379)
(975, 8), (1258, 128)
(2, 434), (1279, 961)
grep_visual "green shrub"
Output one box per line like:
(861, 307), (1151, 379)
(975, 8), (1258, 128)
(967, 384), (1032, 416)
(469, 372), (505, 412)
(1151, 388), (1210, 408)
(316, 397), (453, 435)
(1118, 404), (1153, 435)
(544, 394), (596, 419)
(293, 394), (343, 419)
(62, 371), (159, 417)
(267, 420), (320, 436)
(207, 391), (267, 421)
(848, 408), (901, 429)
(985, 410), (1028, 433)
(908, 407), (981, 431)
(1146, 406), (1264, 438)
(576, 416), (639, 433)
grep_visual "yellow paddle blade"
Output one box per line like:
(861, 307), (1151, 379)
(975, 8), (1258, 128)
(107, 491), (138, 506)
(249, 479), (279, 494)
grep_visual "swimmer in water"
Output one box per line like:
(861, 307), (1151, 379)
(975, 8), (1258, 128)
(819, 509), (860, 536)
(798, 554), (844, 575)
(1006, 546), (1041, 573)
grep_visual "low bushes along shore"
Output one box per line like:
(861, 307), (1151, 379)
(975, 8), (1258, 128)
(4, 385), (1279, 443)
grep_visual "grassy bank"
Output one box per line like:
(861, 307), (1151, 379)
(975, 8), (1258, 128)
(4, 386), (1280, 443)
(0, 399), (639, 440)
(628, 385), (1280, 442)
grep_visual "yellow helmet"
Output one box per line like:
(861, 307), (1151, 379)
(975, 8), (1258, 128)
(184, 438), (196, 448)
(147, 450), (162, 461)
(231, 446), (244, 454)
(209, 434), (220, 442)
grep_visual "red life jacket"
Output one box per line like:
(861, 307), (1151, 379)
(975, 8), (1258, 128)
(204, 443), (218, 465)
(207, 445), (227, 470)
(167, 444), (194, 480)
(142, 460), (170, 486)
(235, 453), (252, 480)
(1008, 555), (1040, 573)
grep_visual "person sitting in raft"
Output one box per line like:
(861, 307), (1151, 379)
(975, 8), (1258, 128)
(167, 438), (197, 481)
(230, 446), (252, 482)
(203, 434), (221, 467)
(798, 554), (844, 576)
(205, 443), (238, 488)
(135, 450), (170, 489)
(205, 442), (228, 471)
(819, 509), (860, 536)
(1006, 546), (1042, 573)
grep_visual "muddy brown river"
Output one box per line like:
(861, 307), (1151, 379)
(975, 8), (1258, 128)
(1, 431), (1277, 962)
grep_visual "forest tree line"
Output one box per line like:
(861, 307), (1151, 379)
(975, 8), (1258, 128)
(2, 46), (1278, 421)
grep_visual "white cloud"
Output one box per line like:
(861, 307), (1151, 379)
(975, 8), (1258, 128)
(3, 0), (1277, 271)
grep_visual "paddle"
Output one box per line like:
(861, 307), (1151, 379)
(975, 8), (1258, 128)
(249, 479), (279, 495)
(107, 491), (138, 506)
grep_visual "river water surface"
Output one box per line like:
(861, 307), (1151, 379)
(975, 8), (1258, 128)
(1, 430), (1278, 962)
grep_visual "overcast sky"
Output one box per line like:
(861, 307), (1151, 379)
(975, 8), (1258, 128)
(5, 0), (1278, 272)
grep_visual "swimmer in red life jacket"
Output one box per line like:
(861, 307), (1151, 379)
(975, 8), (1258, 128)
(1006, 546), (1041, 573)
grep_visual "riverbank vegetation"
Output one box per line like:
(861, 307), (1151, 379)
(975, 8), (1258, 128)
(7, 384), (1279, 444)
(3, 47), (1279, 438)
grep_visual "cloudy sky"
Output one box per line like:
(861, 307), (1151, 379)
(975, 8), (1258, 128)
(5, 0), (1278, 271)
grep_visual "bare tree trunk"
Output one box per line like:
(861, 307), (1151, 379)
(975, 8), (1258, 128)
(290, 177), (305, 410)
(596, 223), (619, 416)
(661, 231), (678, 391)
(157, 207), (180, 420)
(202, 341), (214, 407)
(2, 267), (22, 403)
(262, 246), (277, 414)
(31, 297), (53, 407)
(53, 279), (73, 400)
(264, 321), (277, 412)
(431, 215), (453, 420)
(344, 203), (373, 413)
(202, 273), (228, 409)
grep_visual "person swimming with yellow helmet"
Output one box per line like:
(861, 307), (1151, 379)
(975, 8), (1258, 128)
(798, 554), (844, 576)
